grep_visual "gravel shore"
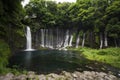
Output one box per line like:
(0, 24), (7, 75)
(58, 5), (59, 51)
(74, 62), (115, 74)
(0, 71), (120, 80)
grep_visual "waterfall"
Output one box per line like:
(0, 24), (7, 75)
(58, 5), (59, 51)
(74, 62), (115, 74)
(63, 30), (69, 48)
(69, 35), (73, 46)
(39, 29), (72, 50)
(76, 35), (80, 48)
(24, 27), (75, 50)
(104, 32), (108, 47)
(82, 33), (86, 47)
(25, 26), (34, 51)
(41, 29), (44, 47)
(49, 29), (53, 49)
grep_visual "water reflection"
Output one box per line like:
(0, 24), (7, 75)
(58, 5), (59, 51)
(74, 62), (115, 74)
(24, 51), (32, 69)
(9, 50), (120, 75)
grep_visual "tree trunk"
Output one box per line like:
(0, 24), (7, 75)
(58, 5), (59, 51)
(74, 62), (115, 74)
(89, 31), (93, 48)
(82, 33), (86, 48)
(118, 39), (120, 47)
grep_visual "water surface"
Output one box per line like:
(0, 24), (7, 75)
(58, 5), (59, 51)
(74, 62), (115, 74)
(9, 50), (120, 76)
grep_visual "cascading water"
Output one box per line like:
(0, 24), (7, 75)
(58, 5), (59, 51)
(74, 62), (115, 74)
(76, 35), (80, 48)
(63, 30), (69, 48)
(69, 35), (73, 46)
(41, 29), (44, 47)
(25, 26), (34, 51)
(38, 29), (71, 50)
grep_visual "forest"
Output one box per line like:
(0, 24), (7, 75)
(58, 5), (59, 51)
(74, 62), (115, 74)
(24, 0), (120, 49)
(0, 0), (120, 79)
(1, 0), (120, 50)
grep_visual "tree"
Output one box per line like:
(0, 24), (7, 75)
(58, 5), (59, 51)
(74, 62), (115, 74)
(106, 0), (120, 47)
(24, 0), (120, 49)
(0, 0), (25, 52)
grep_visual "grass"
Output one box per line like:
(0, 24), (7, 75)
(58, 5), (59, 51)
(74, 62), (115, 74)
(0, 39), (119, 74)
(69, 47), (120, 69)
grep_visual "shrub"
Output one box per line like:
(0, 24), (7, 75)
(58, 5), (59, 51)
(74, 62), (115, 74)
(0, 39), (11, 74)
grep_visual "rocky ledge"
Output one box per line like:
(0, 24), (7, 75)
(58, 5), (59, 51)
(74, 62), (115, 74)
(0, 71), (120, 80)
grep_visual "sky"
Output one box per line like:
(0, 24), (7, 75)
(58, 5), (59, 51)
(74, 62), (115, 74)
(21, 0), (30, 7)
(22, 0), (76, 7)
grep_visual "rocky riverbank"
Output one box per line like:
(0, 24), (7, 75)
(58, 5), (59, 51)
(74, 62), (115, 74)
(0, 71), (120, 80)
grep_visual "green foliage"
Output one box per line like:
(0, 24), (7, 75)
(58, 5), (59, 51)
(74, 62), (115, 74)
(0, 0), (25, 52)
(9, 68), (28, 75)
(0, 39), (11, 74)
(25, 0), (57, 29)
(97, 48), (120, 56)
(0, 0), (120, 74)
(25, 0), (75, 30)
(71, 47), (120, 68)
(0, 0), (26, 74)
(97, 51), (108, 55)
(24, 0), (120, 48)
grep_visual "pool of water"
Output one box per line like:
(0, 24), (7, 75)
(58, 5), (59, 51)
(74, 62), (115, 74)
(9, 50), (120, 76)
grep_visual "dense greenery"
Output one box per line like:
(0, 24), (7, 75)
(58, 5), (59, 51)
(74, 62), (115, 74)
(71, 47), (120, 68)
(0, 0), (25, 52)
(0, 0), (120, 74)
(25, 0), (120, 48)
(0, 40), (10, 74)
(0, 0), (25, 74)
(0, 0), (119, 51)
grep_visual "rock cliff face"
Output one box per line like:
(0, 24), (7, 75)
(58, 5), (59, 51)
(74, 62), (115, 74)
(0, 71), (120, 80)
